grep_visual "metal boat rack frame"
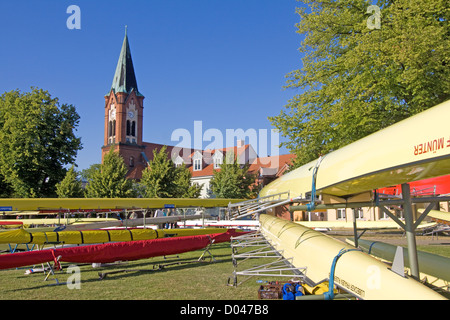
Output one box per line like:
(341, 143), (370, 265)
(227, 230), (307, 287)
(290, 185), (450, 281)
(228, 183), (450, 287)
(423, 223), (450, 240)
(228, 191), (301, 220)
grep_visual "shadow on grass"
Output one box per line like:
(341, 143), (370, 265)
(3, 244), (235, 293)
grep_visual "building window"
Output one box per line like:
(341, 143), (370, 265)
(108, 120), (116, 144)
(214, 157), (222, 169)
(353, 208), (364, 219)
(131, 121), (136, 137)
(109, 120), (116, 137)
(194, 159), (202, 171)
(126, 120), (136, 141)
(380, 209), (389, 219)
(129, 156), (134, 167)
(337, 208), (346, 220)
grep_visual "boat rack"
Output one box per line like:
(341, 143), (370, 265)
(228, 191), (304, 220)
(227, 230), (307, 287)
(422, 223), (450, 240)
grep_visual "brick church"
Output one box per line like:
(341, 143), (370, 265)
(101, 31), (296, 197)
(101, 30), (181, 180)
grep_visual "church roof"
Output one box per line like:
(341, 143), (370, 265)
(111, 28), (143, 97)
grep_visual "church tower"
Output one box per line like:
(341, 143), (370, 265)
(102, 28), (146, 176)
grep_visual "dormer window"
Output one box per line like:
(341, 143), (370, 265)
(212, 150), (223, 169)
(214, 157), (222, 169)
(173, 156), (184, 168)
(194, 158), (202, 171)
(192, 151), (203, 171)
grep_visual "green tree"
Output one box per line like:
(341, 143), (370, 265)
(174, 164), (203, 198)
(84, 149), (133, 198)
(55, 165), (84, 198)
(80, 164), (101, 183)
(209, 154), (256, 199)
(0, 88), (82, 197)
(141, 146), (202, 198)
(0, 173), (13, 198)
(270, 0), (449, 167)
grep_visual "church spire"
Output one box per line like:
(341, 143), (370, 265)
(111, 27), (142, 96)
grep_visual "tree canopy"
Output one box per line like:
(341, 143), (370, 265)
(140, 146), (202, 198)
(84, 149), (134, 198)
(270, 0), (449, 167)
(0, 88), (82, 197)
(55, 165), (84, 198)
(209, 153), (257, 199)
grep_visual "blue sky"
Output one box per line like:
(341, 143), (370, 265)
(0, 0), (305, 171)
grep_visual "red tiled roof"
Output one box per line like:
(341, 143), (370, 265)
(248, 154), (296, 176)
(189, 144), (250, 158)
(132, 140), (295, 180)
(188, 144), (253, 178)
(191, 163), (216, 178)
(189, 153), (296, 178)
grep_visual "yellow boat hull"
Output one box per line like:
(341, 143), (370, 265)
(420, 209), (450, 224)
(13, 218), (118, 228)
(0, 227), (231, 245)
(259, 214), (445, 300)
(295, 220), (435, 230)
(260, 99), (450, 199)
(0, 198), (244, 212)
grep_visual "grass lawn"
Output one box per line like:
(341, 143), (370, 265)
(0, 236), (449, 301)
(0, 242), (267, 300)
(417, 244), (450, 258)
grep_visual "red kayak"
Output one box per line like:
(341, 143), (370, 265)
(0, 229), (243, 270)
(0, 221), (23, 226)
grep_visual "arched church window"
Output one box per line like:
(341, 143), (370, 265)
(127, 120), (131, 136)
(131, 121), (136, 137)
